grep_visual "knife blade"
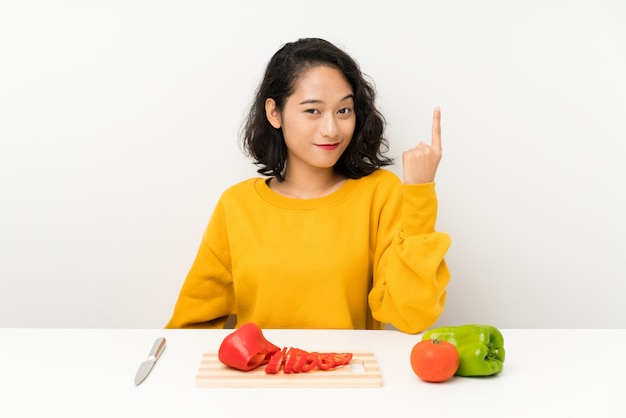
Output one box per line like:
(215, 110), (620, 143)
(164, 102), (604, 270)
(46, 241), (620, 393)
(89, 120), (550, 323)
(134, 337), (166, 386)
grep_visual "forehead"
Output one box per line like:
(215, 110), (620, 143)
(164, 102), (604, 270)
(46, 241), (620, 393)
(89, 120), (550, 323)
(290, 65), (353, 100)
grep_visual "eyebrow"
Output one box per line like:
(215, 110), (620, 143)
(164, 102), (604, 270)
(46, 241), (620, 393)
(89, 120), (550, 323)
(298, 94), (354, 106)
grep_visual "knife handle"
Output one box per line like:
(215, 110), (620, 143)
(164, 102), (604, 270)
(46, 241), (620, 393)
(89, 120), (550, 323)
(148, 337), (166, 360)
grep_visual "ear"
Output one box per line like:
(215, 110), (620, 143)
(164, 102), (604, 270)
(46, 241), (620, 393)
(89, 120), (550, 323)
(265, 98), (282, 129)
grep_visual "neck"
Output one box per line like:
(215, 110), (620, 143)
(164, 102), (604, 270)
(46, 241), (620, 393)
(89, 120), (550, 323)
(270, 167), (346, 199)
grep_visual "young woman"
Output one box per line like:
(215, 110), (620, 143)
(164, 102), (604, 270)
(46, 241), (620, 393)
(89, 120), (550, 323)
(165, 38), (451, 334)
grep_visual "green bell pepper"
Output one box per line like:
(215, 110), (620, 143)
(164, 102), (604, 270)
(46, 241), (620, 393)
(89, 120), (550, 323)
(422, 324), (505, 377)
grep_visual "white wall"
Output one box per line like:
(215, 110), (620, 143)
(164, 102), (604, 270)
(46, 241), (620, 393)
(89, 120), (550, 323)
(1, 0), (624, 329)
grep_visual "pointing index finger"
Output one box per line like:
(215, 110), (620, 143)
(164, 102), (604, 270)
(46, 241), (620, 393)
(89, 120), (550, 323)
(431, 106), (442, 151)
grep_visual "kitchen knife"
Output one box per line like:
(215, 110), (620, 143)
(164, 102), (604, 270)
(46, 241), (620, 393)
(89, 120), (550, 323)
(134, 337), (166, 386)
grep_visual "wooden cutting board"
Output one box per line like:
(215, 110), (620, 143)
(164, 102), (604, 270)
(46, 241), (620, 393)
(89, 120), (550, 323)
(195, 351), (382, 388)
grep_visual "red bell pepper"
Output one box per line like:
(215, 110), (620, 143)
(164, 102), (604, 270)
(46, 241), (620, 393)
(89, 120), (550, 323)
(218, 323), (354, 374)
(218, 322), (281, 371)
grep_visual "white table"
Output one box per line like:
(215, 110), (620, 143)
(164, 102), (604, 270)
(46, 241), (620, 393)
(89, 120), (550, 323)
(1, 328), (624, 417)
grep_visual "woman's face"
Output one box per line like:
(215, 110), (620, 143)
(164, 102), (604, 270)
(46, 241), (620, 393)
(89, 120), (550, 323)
(266, 65), (356, 175)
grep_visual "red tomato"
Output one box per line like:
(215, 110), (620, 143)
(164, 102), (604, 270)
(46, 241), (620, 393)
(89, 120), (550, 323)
(410, 338), (460, 383)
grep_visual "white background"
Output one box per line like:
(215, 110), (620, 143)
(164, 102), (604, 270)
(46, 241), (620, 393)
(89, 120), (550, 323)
(1, 0), (624, 329)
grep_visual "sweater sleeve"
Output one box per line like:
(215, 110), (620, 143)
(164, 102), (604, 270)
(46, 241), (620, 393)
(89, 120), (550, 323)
(164, 198), (235, 329)
(368, 182), (451, 334)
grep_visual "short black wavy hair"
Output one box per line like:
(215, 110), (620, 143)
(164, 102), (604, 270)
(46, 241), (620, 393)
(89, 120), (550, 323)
(241, 38), (393, 181)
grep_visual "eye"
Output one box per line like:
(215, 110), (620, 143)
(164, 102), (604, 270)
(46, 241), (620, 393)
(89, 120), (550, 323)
(304, 108), (320, 114)
(337, 107), (353, 115)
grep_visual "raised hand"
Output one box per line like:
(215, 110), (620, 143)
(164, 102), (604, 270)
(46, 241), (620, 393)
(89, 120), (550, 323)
(402, 107), (442, 184)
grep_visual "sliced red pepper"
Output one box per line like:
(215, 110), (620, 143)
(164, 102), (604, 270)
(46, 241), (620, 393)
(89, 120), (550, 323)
(316, 352), (335, 370)
(264, 347), (287, 374)
(262, 349), (353, 373)
(300, 351), (319, 372)
(331, 352), (353, 366)
(293, 348), (311, 373)
(217, 323), (354, 374)
(217, 322), (281, 371)
(283, 347), (299, 374)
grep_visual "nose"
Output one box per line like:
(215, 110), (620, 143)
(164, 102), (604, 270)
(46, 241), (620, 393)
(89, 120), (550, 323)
(320, 113), (338, 138)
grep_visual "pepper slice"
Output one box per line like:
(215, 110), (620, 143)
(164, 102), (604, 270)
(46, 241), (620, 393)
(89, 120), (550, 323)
(283, 347), (299, 374)
(422, 324), (505, 376)
(300, 352), (319, 372)
(330, 352), (353, 366)
(293, 349), (309, 373)
(264, 347), (287, 374)
(218, 322), (281, 371)
(316, 352), (335, 371)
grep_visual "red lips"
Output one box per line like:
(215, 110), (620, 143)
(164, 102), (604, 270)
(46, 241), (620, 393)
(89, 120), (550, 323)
(316, 143), (339, 150)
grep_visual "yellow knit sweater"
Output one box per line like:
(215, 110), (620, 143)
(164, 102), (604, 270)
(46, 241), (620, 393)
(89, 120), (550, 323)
(165, 169), (451, 334)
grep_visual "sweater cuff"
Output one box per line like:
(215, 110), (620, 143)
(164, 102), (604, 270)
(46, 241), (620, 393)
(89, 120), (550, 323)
(401, 182), (438, 235)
